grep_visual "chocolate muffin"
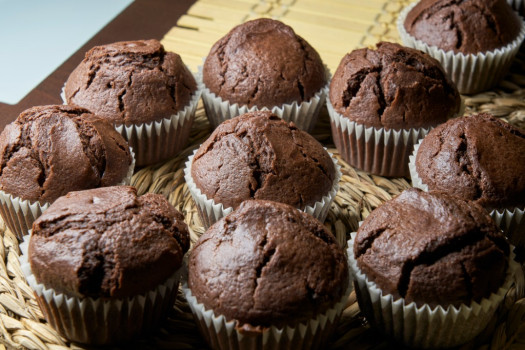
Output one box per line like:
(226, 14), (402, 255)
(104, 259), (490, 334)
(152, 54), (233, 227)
(404, 0), (521, 54)
(399, 0), (525, 94)
(188, 199), (349, 328)
(29, 186), (190, 298)
(354, 188), (509, 308)
(65, 39), (197, 126)
(329, 42), (460, 130)
(0, 105), (132, 204)
(190, 111), (335, 210)
(203, 18), (326, 109)
(349, 188), (514, 348)
(415, 113), (525, 210)
(23, 185), (189, 344)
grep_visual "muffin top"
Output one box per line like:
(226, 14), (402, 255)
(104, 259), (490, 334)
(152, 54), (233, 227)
(415, 113), (525, 209)
(203, 18), (326, 108)
(29, 186), (190, 298)
(191, 111), (335, 209)
(329, 42), (460, 130)
(64, 39), (197, 125)
(354, 188), (509, 308)
(0, 105), (132, 204)
(404, 0), (522, 54)
(189, 200), (349, 327)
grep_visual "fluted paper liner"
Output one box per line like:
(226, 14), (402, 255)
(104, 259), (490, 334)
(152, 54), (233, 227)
(115, 87), (201, 167)
(348, 232), (518, 349)
(19, 234), (183, 345)
(0, 193), (49, 243)
(409, 139), (525, 251)
(62, 73), (201, 167)
(184, 148), (341, 229)
(507, 0), (524, 12)
(182, 281), (351, 350)
(327, 98), (431, 178)
(198, 65), (329, 132)
(398, 3), (525, 94)
(491, 207), (525, 248)
(0, 148), (135, 241)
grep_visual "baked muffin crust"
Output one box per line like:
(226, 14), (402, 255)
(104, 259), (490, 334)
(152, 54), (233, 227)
(189, 200), (349, 327)
(203, 18), (326, 108)
(29, 186), (190, 298)
(329, 42), (460, 130)
(415, 113), (525, 209)
(404, 0), (522, 54)
(354, 188), (509, 307)
(0, 105), (131, 203)
(191, 111), (335, 209)
(65, 39), (197, 125)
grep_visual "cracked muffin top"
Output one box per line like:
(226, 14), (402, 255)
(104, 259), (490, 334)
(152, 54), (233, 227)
(64, 39), (197, 125)
(188, 200), (349, 327)
(329, 42), (460, 130)
(29, 186), (190, 298)
(191, 111), (335, 209)
(404, 0), (522, 54)
(202, 18), (327, 108)
(354, 188), (509, 308)
(415, 113), (525, 209)
(0, 105), (132, 204)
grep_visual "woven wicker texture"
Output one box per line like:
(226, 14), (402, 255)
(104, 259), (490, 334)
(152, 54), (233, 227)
(2, 0), (525, 349)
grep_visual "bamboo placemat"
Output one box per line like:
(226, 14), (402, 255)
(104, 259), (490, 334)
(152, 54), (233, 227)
(2, 0), (525, 349)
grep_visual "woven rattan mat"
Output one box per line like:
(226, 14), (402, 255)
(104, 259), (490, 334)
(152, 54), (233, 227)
(2, 0), (525, 349)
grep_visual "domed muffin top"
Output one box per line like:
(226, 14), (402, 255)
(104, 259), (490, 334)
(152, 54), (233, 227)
(189, 200), (349, 327)
(404, 0), (522, 54)
(203, 18), (326, 108)
(0, 105), (132, 203)
(329, 42), (460, 130)
(415, 113), (525, 209)
(65, 39), (197, 125)
(29, 186), (190, 298)
(191, 111), (335, 209)
(354, 188), (509, 308)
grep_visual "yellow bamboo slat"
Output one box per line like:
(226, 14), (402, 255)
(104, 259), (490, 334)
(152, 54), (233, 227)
(177, 15), (235, 32)
(164, 27), (221, 46)
(291, 1), (379, 19)
(302, 0), (387, 6)
(187, 2), (249, 20)
(283, 8), (377, 31)
(196, 0), (258, 12)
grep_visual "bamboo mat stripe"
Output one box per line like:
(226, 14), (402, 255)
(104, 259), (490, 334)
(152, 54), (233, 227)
(162, 0), (412, 73)
(2, 0), (525, 349)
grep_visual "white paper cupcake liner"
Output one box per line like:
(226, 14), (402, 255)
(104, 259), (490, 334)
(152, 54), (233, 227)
(407, 140), (429, 193)
(327, 98), (431, 178)
(115, 87), (201, 167)
(398, 3), (525, 94)
(492, 207), (525, 249)
(0, 192), (49, 242)
(409, 139), (525, 251)
(182, 280), (351, 350)
(508, 0), (524, 14)
(19, 234), (183, 345)
(0, 148), (135, 241)
(184, 148), (341, 229)
(347, 232), (518, 349)
(198, 65), (329, 133)
(62, 73), (201, 167)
